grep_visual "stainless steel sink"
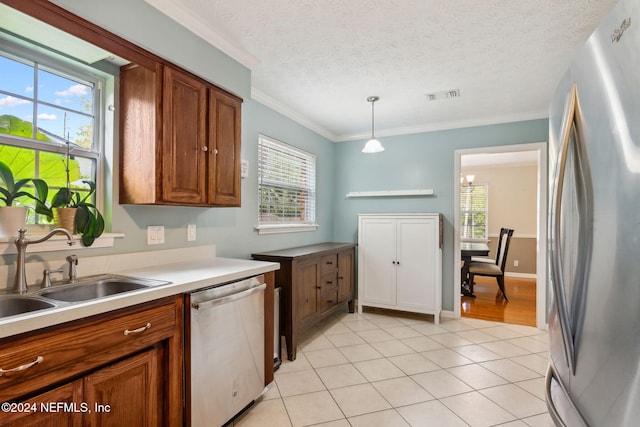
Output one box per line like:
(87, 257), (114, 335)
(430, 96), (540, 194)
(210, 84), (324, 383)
(0, 296), (56, 318)
(38, 275), (169, 302)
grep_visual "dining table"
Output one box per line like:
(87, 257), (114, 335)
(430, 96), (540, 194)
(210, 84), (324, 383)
(461, 241), (490, 297)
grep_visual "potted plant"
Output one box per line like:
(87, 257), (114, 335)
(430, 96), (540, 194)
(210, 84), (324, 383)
(0, 160), (48, 237)
(35, 179), (105, 247)
(32, 139), (105, 246)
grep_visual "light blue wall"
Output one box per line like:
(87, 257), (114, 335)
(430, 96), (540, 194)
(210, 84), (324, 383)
(333, 119), (549, 311)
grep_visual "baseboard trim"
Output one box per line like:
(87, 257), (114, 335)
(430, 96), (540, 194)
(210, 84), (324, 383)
(505, 272), (537, 279)
(441, 310), (456, 319)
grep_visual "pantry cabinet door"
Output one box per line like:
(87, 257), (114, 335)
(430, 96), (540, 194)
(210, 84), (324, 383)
(359, 218), (397, 306)
(396, 218), (437, 311)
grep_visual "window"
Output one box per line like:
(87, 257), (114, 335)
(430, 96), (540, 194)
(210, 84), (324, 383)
(0, 41), (103, 224)
(257, 134), (317, 234)
(460, 184), (488, 240)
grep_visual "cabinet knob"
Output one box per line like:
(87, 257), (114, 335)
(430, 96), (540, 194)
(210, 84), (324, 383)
(214, 148), (219, 155)
(316, 286), (322, 289)
(202, 146), (209, 152)
(326, 281), (333, 285)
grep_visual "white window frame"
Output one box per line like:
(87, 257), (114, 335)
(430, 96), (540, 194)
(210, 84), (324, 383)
(460, 184), (488, 241)
(0, 40), (105, 225)
(255, 134), (318, 235)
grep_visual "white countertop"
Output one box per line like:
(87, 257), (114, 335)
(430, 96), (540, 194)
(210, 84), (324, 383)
(0, 256), (279, 339)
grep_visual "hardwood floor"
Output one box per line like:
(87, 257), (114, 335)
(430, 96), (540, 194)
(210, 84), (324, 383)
(461, 276), (536, 326)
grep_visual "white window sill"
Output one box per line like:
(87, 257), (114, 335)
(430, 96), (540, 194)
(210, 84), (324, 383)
(0, 233), (125, 255)
(255, 224), (318, 235)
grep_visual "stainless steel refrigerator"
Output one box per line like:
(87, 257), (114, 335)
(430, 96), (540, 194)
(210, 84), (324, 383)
(546, 0), (640, 425)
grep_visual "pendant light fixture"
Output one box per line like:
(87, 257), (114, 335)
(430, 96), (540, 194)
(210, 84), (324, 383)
(362, 96), (385, 153)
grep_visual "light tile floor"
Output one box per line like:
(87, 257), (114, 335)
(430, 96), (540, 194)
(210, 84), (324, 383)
(234, 307), (554, 427)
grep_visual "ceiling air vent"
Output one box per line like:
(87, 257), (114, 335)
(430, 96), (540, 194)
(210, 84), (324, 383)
(425, 89), (461, 101)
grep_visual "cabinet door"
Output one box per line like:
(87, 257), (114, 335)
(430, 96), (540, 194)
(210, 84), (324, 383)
(84, 348), (161, 427)
(337, 249), (354, 303)
(119, 64), (162, 205)
(161, 66), (208, 204)
(209, 90), (242, 206)
(396, 218), (437, 311)
(294, 260), (320, 327)
(1, 380), (83, 427)
(359, 218), (397, 305)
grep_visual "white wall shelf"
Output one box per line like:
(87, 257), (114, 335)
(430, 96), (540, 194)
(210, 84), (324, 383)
(346, 189), (434, 198)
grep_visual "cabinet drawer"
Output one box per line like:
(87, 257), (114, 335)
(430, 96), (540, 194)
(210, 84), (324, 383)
(318, 288), (338, 314)
(320, 254), (337, 275)
(0, 299), (177, 401)
(319, 272), (338, 290)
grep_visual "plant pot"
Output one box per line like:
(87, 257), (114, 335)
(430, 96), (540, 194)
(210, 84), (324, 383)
(53, 207), (77, 234)
(0, 206), (28, 237)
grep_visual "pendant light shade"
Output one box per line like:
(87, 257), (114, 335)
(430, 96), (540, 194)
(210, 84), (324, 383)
(362, 96), (385, 153)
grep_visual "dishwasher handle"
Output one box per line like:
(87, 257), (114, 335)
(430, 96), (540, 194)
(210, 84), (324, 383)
(192, 283), (266, 311)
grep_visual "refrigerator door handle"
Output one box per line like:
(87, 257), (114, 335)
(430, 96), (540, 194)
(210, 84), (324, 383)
(546, 363), (589, 427)
(550, 84), (578, 374)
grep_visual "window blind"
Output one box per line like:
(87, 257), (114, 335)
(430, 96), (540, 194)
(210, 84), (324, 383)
(460, 184), (488, 239)
(258, 135), (316, 225)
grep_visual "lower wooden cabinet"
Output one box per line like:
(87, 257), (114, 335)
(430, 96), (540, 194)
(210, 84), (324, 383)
(1, 380), (83, 427)
(0, 296), (183, 427)
(252, 243), (356, 361)
(84, 348), (161, 427)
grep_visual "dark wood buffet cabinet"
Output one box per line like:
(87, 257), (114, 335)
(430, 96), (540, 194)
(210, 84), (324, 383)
(252, 243), (356, 360)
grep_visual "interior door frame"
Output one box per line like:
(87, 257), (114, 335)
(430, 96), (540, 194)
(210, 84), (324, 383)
(453, 142), (548, 329)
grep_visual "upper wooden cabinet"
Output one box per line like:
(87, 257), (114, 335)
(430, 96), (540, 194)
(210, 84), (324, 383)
(120, 64), (242, 207)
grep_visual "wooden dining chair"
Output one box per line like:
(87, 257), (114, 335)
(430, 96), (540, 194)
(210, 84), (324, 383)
(468, 228), (514, 301)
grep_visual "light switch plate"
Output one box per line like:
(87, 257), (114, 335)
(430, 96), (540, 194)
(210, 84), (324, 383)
(187, 224), (197, 241)
(147, 225), (165, 245)
(241, 159), (249, 178)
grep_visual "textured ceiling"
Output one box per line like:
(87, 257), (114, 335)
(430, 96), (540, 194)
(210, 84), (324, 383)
(146, 0), (618, 142)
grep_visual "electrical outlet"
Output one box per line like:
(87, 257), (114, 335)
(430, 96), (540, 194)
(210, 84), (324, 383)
(513, 260), (519, 267)
(187, 224), (197, 241)
(147, 225), (165, 245)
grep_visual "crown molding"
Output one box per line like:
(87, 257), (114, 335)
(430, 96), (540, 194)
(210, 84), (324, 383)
(333, 110), (549, 142)
(252, 88), (548, 144)
(144, 0), (260, 69)
(250, 88), (338, 142)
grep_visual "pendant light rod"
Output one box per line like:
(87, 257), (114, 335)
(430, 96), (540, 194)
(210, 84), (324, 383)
(368, 96), (379, 139)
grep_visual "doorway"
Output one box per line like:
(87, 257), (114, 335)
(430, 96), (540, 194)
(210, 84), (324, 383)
(453, 142), (548, 329)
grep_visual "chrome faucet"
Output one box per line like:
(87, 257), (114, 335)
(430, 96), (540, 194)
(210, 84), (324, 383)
(13, 228), (74, 294)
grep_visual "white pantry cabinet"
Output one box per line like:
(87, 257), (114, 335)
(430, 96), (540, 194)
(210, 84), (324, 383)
(357, 213), (443, 323)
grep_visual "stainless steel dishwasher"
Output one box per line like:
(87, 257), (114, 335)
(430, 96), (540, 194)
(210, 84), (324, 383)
(189, 275), (266, 427)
